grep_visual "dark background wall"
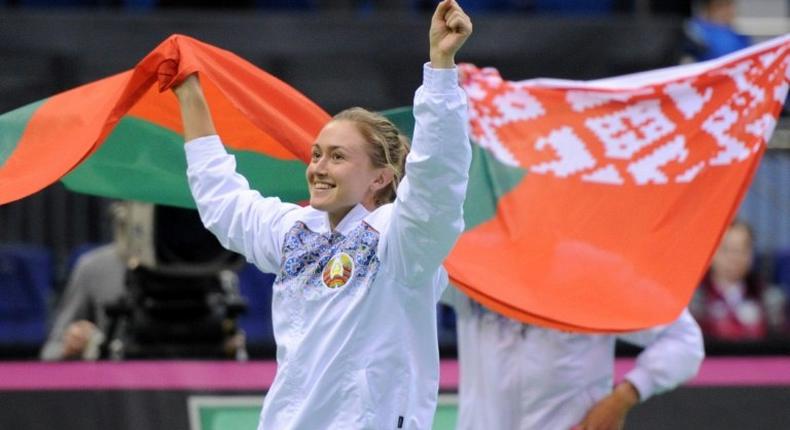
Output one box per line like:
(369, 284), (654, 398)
(0, 10), (685, 112)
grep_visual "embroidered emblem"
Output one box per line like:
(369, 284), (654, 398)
(322, 252), (354, 289)
(278, 221), (380, 297)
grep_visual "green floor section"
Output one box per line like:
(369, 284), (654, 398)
(191, 395), (458, 430)
(433, 403), (459, 429)
(200, 406), (261, 429)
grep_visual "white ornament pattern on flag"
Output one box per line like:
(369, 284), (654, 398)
(530, 127), (595, 178)
(566, 89), (653, 112)
(663, 80), (712, 120)
(626, 136), (688, 185)
(459, 39), (789, 187)
(586, 99), (676, 159)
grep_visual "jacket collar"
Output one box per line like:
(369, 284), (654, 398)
(303, 203), (371, 237)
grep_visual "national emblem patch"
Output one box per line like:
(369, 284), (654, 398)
(322, 252), (354, 289)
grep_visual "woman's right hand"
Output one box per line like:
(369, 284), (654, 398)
(172, 74), (202, 101)
(171, 73), (218, 142)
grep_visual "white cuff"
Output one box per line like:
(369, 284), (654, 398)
(422, 63), (459, 94)
(624, 367), (655, 402)
(184, 134), (225, 164)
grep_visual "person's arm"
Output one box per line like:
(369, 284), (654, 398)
(40, 257), (97, 360)
(382, 0), (473, 285)
(174, 75), (297, 273)
(173, 74), (217, 142)
(575, 309), (704, 430)
(572, 380), (640, 430)
(618, 309), (705, 400)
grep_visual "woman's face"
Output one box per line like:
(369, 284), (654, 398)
(306, 120), (387, 227)
(711, 224), (754, 284)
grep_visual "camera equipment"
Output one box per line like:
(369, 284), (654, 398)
(103, 203), (247, 360)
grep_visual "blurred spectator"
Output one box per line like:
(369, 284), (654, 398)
(684, 0), (750, 62)
(40, 201), (254, 361)
(39, 243), (124, 360)
(442, 288), (703, 429)
(39, 203), (129, 360)
(40, 201), (250, 360)
(691, 220), (787, 341)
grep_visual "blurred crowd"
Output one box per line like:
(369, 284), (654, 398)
(9, 209), (787, 363)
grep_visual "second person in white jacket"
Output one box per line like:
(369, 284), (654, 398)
(443, 288), (704, 430)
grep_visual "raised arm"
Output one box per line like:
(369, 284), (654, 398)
(174, 75), (297, 274)
(173, 74), (217, 142)
(430, 0), (474, 69)
(382, 0), (473, 286)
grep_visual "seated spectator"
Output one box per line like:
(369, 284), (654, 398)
(684, 0), (750, 62)
(40, 203), (129, 360)
(39, 243), (124, 360)
(691, 220), (786, 341)
(40, 201), (248, 360)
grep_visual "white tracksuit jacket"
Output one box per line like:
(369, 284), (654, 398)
(443, 288), (704, 430)
(185, 64), (470, 429)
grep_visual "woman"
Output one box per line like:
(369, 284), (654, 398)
(173, 1), (472, 428)
(693, 220), (770, 340)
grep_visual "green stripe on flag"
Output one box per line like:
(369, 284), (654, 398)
(60, 107), (525, 220)
(380, 106), (526, 232)
(0, 100), (47, 168)
(62, 116), (309, 207)
(463, 143), (525, 231)
(380, 106), (415, 139)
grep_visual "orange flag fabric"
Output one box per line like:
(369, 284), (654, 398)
(0, 34), (329, 206)
(448, 35), (790, 332)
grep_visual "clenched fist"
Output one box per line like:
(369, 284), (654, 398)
(429, 0), (473, 69)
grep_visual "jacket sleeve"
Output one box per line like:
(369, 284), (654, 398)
(617, 309), (705, 401)
(439, 283), (465, 308)
(381, 64), (471, 287)
(185, 135), (298, 273)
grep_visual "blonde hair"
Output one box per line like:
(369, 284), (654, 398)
(332, 107), (410, 206)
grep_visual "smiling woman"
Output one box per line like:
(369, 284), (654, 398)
(171, 0), (473, 428)
(307, 108), (410, 228)
(306, 120), (388, 227)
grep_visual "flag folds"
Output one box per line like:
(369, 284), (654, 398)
(0, 34), (329, 207)
(0, 34), (787, 331)
(448, 35), (790, 331)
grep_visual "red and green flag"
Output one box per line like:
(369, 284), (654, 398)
(0, 34), (328, 207)
(445, 35), (790, 332)
(1, 35), (788, 332)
